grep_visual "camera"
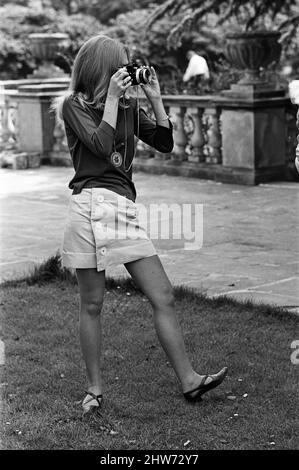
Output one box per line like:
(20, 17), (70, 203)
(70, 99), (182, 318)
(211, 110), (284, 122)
(123, 63), (152, 86)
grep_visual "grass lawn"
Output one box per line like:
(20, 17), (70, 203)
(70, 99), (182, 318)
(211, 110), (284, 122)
(0, 255), (298, 450)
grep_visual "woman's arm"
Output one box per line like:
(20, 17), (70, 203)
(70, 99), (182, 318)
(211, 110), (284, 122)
(102, 95), (119, 131)
(141, 67), (170, 128)
(62, 68), (132, 157)
(133, 67), (174, 153)
(133, 102), (173, 153)
(63, 96), (116, 157)
(150, 97), (171, 129)
(103, 68), (132, 130)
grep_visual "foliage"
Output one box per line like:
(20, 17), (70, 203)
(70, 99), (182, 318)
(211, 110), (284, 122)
(42, 13), (103, 57)
(146, 0), (299, 48)
(0, 3), (56, 79)
(47, 0), (142, 23)
(1, 0), (297, 87)
(0, 3), (103, 79)
(0, 0), (167, 23)
(100, 1), (298, 93)
(100, 8), (184, 94)
(99, 8), (243, 94)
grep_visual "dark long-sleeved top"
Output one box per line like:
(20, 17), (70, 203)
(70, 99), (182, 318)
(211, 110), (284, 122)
(62, 94), (174, 202)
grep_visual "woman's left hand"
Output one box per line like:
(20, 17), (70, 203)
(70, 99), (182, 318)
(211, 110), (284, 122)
(141, 66), (162, 101)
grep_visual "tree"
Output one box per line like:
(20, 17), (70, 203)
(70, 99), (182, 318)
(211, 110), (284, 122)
(100, 7), (240, 94)
(146, 0), (299, 48)
(30, 0), (167, 24)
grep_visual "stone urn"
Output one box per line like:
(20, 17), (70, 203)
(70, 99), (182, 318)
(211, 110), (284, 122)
(223, 30), (284, 97)
(28, 33), (69, 78)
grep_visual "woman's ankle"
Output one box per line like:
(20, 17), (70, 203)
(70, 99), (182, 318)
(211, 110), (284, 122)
(180, 371), (203, 392)
(87, 384), (102, 395)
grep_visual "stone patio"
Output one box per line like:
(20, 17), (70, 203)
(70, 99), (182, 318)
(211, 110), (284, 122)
(0, 166), (298, 312)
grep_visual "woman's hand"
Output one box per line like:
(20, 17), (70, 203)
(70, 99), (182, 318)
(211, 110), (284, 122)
(107, 68), (132, 99)
(141, 66), (162, 102)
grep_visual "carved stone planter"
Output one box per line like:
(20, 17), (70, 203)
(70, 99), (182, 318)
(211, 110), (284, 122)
(223, 30), (284, 98)
(28, 33), (69, 79)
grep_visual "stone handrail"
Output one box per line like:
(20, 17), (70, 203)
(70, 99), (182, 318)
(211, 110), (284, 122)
(0, 79), (298, 182)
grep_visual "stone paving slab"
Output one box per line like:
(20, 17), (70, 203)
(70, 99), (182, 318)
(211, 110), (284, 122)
(0, 166), (298, 312)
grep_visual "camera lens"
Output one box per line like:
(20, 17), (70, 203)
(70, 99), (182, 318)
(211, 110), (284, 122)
(136, 67), (151, 85)
(142, 68), (151, 84)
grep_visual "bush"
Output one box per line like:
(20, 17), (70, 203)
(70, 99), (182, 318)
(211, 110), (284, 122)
(0, 4), (52, 79)
(43, 12), (104, 56)
(1, 1), (293, 90)
(0, 3), (103, 80)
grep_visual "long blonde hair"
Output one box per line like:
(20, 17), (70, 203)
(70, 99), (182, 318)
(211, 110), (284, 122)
(52, 35), (130, 122)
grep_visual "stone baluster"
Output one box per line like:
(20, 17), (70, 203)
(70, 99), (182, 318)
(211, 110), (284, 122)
(285, 107), (297, 165)
(0, 90), (18, 150)
(154, 104), (171, 161)
(169, 106), (188, 162)
(0, 86), (9, 148)
(8, 99), (19, 150)
(205, 107), (222, 164)
(50, 118), (72, 166)
(0, 93), (29, 169)
(187, 107), (205, 163)
(52, 119), (68, 153)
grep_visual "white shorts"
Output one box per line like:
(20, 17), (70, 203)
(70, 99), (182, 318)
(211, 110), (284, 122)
(61, 188), (157, 271)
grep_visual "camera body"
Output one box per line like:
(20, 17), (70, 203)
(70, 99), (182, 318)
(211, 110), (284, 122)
(124, 63), (152, 86)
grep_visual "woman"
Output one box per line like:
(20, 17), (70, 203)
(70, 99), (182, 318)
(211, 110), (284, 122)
(53, 35), (228, 414)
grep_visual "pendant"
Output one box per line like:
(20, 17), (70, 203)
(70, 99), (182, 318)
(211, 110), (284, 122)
(110, 151), (123, 167)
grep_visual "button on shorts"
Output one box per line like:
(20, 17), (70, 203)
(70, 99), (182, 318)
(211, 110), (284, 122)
(61, 188), (157, 271)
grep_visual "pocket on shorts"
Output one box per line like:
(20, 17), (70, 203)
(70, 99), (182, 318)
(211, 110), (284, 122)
(71, 189), (92, 204)
(69, 190), (92, 221)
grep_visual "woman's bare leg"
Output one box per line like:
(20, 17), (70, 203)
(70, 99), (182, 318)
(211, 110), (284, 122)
(124, 255), (206, 392)
(76, 268), (105, 396)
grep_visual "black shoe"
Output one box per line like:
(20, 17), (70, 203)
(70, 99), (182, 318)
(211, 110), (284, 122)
(183, 367), (228, 402)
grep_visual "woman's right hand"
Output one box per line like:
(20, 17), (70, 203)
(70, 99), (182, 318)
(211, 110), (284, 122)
(107, 68), (132, 99)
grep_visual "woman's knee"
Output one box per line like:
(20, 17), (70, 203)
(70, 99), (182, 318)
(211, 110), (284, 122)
(80, 297), (104, 317)
(76, 268), (105, 317)
(151, 286), (175, 310)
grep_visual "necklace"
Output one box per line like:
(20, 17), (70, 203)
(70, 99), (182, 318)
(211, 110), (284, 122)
(111, 91), (140, 173)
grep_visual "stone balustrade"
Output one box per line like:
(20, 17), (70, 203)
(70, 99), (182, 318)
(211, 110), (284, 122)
(133, 94), (298, 183)
(134, 95), (223, 166)
(0, 79), (298, 182)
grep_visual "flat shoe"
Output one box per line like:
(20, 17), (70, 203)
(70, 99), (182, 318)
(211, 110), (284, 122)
(82, 390), (103, 414)
(184, 367), (228, 402)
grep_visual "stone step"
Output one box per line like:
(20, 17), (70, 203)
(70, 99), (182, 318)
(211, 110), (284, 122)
(0, 151), (41, 170)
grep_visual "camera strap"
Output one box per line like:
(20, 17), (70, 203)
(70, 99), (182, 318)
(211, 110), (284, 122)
(110, 89), (140, 173)
(122, 88), (140, 173)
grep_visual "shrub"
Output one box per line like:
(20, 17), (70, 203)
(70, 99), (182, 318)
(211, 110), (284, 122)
(0, 3), (103, 79)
